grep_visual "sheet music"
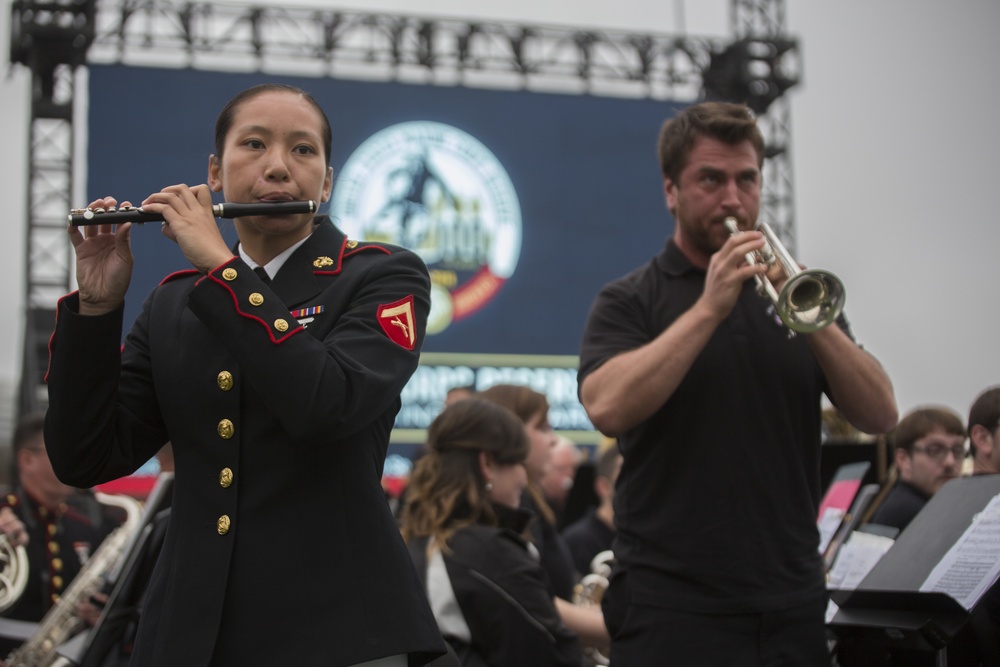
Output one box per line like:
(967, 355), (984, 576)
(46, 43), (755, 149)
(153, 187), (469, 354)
(828, 531), (896, 590)
(919, 492), (1000, 610)
(824, 530), (895, 623)
(817, 506), (845, 554)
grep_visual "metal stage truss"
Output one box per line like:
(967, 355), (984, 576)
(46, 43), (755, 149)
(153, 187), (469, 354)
(10, 0), (800, 415)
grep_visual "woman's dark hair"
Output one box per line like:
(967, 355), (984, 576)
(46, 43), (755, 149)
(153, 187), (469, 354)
(400, 398), (529, 551)
(477, 383), (557, 526)
(214, 83), (332, 163)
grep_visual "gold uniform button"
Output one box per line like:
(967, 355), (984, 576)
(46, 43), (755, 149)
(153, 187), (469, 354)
(217, 419), (234, 439)
(274, 318), (289, 332)
(51, 594), (59, 605)
(222, 267), (238, 281)
(52, 558), (63, 572)
(249, 292), (264, 307)
(217, 371), (234, 391)
(52, 575), (63, 589)
(47, 524), (57, 537)
(219, 468), (234, 488)
(48, 542), (59, 556)
(217, 515), (231, 535)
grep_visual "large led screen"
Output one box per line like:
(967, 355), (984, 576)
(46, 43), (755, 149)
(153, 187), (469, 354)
(87, 64), (680, 450)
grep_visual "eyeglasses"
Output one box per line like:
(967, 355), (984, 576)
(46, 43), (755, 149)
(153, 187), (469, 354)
(911, 443), (966, 461)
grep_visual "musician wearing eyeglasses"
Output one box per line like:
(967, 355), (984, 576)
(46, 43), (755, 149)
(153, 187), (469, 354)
(870, 407), (966, 532)
(577, 101), (898, 665)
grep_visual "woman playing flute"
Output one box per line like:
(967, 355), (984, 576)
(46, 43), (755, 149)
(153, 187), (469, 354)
(44, 83), (445, 667)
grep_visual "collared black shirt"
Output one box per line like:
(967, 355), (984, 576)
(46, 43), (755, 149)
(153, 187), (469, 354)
(579, 239), (851, 614)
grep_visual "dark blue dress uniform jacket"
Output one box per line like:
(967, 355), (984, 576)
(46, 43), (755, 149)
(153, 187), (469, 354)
(44, 217), (446, 667)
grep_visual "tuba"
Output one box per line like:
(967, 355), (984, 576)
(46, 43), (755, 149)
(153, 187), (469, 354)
(5, 492), (143, 667)
(724, 217), (845, 335)
(0, 533), (28, 614)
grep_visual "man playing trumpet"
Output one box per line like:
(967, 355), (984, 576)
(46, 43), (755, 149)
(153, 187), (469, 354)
(577, 101), (898, 665)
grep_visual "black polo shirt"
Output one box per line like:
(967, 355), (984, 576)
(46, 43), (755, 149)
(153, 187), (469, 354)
(579, 239), (850, 614)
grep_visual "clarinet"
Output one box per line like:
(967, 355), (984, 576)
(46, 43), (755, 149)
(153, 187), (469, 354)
(68, 200), (317, 226)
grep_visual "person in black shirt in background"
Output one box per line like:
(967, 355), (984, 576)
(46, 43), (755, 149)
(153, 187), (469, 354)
(870, 406), (965, 532)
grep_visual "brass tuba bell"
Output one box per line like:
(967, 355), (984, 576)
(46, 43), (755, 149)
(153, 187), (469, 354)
(724, 217), (845, 334)
(0, 533), (28, 614)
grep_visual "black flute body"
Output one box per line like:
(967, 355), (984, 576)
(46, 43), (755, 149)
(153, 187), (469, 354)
(68, 200), (317, 226)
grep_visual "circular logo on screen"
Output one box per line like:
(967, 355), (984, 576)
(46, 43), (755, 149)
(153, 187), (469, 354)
(330, 121), (521, 335)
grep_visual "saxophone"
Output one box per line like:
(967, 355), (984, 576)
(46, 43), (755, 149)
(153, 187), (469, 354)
(572, 550), (615, 667)
(5, 493), (143, 667)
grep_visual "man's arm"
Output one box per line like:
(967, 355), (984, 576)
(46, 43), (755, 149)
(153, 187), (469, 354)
(806, 325), (898, 434)
(580, 302), (720, 436)
(581, 232), (767, 436)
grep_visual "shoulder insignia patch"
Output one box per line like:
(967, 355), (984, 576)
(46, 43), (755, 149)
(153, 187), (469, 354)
(377, 296), (417, 351)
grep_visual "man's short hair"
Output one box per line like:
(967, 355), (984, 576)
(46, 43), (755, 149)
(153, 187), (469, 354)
(891, 407), (966, 453)
(657, 101), (766, 183)
(968, 386), (1000, 457)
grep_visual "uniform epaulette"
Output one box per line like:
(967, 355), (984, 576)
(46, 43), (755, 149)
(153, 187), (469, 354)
(343, 239), (393, 259)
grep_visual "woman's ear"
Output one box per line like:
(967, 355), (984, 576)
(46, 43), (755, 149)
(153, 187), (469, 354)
(478, 450), (493, 480)
(321, 166), (333, 203)
(207, 154), (223, 193)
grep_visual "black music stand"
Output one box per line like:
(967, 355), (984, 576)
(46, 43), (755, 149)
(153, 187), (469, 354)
(56, 472), (175, 667)
(828, 474), (1000, 666)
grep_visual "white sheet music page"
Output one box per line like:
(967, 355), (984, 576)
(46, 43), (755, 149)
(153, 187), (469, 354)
(919, 492), (1000, 610)
(824, 531), (895, 623)
(817, 506), (846, 554)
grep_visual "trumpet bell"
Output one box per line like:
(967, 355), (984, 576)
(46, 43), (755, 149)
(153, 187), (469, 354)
(777, 268), (846, 333)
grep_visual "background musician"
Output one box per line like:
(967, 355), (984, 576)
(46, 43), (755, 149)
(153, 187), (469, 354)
(578, 101), (897, 665)
(0, 413), (122, 655)
(477, 384), (578, 600)
(400, 398), (585, 666)
(869, 406), (965, 532)
(969, 386), (1000, 476)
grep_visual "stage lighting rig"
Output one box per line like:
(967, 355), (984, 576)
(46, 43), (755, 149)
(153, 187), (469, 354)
(702, 36), (800, 114)
(9, 0), (97, 109)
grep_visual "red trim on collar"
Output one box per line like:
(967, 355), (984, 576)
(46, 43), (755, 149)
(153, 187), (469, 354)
(204, 273), (302, 344)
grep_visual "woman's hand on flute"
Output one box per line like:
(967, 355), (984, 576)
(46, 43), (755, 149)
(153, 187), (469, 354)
(69, 196), (134, 316)
(141, 184), (235, 273)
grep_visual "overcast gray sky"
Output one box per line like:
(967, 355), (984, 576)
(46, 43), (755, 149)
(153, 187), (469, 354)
(1, 0), (998, 433)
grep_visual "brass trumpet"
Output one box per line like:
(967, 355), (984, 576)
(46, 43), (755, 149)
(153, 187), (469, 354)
(724, 217), (845, 334)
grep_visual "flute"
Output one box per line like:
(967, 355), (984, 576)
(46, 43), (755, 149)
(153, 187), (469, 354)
(68, 200), (317, 226)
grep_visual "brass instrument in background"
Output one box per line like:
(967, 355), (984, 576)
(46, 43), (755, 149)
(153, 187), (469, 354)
(572, 550), (615, 667)
(0, 533), (28, 614)
(724, 217), (845, 335)
(6, 493), (143, 667)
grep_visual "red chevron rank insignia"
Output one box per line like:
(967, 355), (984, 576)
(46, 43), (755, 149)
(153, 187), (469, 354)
(378, 296), (417, 350)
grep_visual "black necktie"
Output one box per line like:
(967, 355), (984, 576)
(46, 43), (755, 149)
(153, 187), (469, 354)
(253, 266), (271, 284)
